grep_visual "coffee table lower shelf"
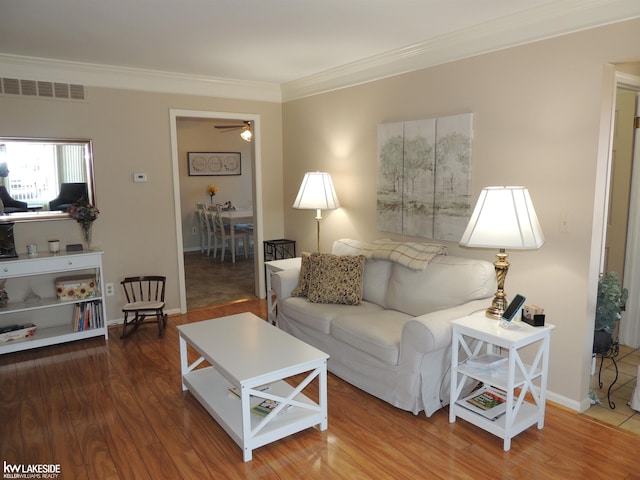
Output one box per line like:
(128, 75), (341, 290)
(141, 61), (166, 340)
(183, 366), (325, 461)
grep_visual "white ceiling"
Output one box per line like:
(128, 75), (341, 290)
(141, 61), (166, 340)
(0, 0), (639, 101)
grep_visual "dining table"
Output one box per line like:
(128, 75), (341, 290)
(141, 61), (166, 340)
(216, 207), (254, 262)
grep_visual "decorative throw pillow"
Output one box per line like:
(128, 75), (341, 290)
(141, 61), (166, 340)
(307, 253), (366, 305)
(291, 252), (313, 297)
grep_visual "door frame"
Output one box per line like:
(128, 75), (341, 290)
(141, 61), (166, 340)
(617, 75), (640, 347)
(169, 109), (265, 313)
(591, 68), (640, 355)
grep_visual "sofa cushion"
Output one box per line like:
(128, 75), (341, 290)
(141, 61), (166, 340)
(385, 255), (496, 316)
(361, 259), (392, 308)
(307, 253), (366, 305)
(280, 297), (383, 334)
(331, 240), (393, 307)
(331, 310), (413, 365)
(291, 252), (313, 297)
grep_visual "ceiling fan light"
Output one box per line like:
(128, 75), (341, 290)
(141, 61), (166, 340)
(240, 128), (252, 142)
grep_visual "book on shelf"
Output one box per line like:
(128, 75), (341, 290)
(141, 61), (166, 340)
(457, 385), (507, 420)
(72, 301), (103, 332)
(251, 398), (291, 417)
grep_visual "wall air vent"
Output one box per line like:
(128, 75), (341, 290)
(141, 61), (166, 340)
(37, 81), (54, 97)
(2, 78), (20, 95)
(0, 77), (85, 101)
(20, 79), (37, 96)
(69, 84), (85, 100)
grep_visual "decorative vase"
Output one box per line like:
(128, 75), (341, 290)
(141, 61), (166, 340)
(82, 223), (93, 251)
(209, 193), (215, 206)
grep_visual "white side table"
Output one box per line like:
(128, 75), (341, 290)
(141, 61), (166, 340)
(264, 257), (301, 324)
(449, 313), (554, 451)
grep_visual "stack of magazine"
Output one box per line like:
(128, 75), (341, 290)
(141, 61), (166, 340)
(227, 384), (292, 417)
(457, 385), (507, 420)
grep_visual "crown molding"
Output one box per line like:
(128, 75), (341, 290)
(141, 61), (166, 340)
(281, 0), (640, 101)
(0, 54), (282, 103)
(1, 0), (638, 104)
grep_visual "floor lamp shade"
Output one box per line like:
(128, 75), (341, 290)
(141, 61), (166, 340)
(292, 172), (340, 211)
(460, 186), (544, 319)
(293, 172), (339, 252)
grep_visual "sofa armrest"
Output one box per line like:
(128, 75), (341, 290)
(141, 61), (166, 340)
(402, 298), (491, 354)
(271, 268), (300, 301)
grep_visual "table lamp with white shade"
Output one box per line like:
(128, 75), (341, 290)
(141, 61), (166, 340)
(459, 186), (544, 319)
(293, 172), (340, 252)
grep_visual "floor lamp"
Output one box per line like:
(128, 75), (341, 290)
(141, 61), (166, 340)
(459, 186), (544, 319)
(293, 172), (340, 252)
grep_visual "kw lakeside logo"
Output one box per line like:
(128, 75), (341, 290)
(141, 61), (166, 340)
(3, 461), (61, 479)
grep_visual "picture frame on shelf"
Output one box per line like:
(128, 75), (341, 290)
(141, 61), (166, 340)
(187, 152), (241, 176)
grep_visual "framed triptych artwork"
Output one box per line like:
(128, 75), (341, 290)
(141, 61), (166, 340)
(188, 152), (241, 176)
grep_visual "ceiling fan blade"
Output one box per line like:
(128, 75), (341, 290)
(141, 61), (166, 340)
(214, 121), (251, 132)
(214, 125), (245, 130)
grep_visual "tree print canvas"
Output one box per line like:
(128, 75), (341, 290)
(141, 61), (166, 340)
(377, 113), (472, 242)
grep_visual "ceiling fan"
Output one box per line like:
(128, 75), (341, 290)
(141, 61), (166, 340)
(215, 121), (252, 141)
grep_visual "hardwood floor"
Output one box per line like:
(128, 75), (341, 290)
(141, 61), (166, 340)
(1, 299), (638, 479)
(184, 250), (256, 310)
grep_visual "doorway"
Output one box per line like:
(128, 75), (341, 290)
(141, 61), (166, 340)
(584, 66), (640, 424)
(607, 82), (640, 348)
(599, 71), (640, 349)
(169, 109), (265, 314)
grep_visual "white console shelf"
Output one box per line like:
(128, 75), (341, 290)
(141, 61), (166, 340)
(0, 251), (107, 354)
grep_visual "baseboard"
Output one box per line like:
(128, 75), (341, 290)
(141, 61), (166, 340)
(546, 390), (585, 412)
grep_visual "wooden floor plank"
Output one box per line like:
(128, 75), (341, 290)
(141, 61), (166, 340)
(0, 298), (638, 480)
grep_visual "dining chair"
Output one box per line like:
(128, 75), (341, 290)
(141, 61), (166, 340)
(197, 203), (215, 255)
(212, 205), (250, 263)
(196, 203), (209, 253)
(120, 276), (167, 339)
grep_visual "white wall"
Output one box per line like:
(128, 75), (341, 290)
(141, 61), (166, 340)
(281, 18), (640, 410)
(177, 118), (254, 251)
(0, 87), (283, 319)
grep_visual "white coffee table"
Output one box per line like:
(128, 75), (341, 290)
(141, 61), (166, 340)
(178, 312), (329, 461)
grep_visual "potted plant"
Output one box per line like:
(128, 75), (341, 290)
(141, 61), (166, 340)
(593, 271), (628, 354)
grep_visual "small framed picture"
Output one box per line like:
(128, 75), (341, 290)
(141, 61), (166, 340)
(187, 152), (241, 176)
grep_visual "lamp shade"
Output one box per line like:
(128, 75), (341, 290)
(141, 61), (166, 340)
(460, 186), (544, 249)
(292, 172), (340, 210)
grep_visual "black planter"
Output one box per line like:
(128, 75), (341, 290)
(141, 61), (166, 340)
(593, 330), (613, 355)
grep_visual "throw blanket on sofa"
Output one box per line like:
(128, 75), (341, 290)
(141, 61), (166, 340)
(336, 238), (447, 270)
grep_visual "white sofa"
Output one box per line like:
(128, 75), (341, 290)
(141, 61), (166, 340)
(271, 239), (496, 416)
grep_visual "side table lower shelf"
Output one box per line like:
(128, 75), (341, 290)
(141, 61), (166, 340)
(451, 398), (540, 443)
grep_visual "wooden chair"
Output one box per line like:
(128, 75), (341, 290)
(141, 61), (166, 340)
(120, 276), (167, 339)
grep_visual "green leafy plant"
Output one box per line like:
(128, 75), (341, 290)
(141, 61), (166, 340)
(595, 271), (628, 333)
